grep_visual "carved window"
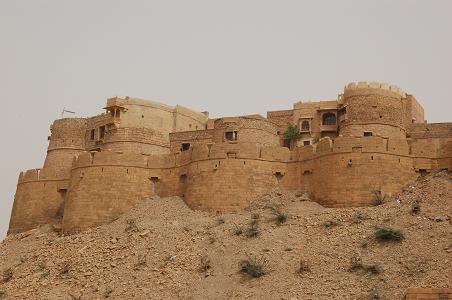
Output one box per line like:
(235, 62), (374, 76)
(224, 131), (237, 141)
(364, 132), (373, 137)
(90, 129), (95, 140)
(322, 113), (336, 125)
(303, 140), (310, 146)
(99, 126), (106, 139)
(181, 143), (190, 151)
(301, 120), (310, 131)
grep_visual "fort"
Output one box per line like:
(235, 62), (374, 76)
(7, 81), (452, 234)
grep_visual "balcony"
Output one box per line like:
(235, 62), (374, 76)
(320, 124), (338, 132)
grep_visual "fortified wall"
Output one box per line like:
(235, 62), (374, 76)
(8, 82), (452, 234)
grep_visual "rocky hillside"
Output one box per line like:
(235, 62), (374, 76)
(1, 171), (451, 300)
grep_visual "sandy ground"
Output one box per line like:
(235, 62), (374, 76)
(0, 171), (451, 300)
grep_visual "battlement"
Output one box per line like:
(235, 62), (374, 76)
(344, 81), (406, 99)
(18, 169), (42, 183)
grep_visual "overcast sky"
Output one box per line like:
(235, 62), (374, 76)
(0, 0), (451, 239)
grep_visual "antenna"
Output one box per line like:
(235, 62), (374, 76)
(61, 108), (76, 118)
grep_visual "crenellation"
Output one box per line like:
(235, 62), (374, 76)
(8, 81), (452, 234)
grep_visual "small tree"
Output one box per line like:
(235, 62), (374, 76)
(283, 124), (299, 141)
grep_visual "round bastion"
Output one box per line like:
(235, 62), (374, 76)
(339, 81), (407, 139)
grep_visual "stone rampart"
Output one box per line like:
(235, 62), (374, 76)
(298, 136), (417, 207)
(8, 169), (66, 234)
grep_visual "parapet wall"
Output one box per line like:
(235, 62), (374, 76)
(343, 81), (406, 99)
(61, 143), (296, 232)
(298, 136), (417, 207)
(102, 127), (170, 154)
(212, 116), (280, 146)
(8, 169), (66, 234)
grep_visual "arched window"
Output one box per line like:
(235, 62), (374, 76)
(301, 120), (310, 131)
(322, 113), (336, 125)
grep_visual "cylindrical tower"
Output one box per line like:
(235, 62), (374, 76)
(41, 118), (87, 179)
(339, 82), (407, 139)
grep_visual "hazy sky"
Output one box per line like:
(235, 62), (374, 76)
(1, 0), (451, 239)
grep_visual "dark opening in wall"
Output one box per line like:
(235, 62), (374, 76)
(150, 177), (159, 197)
(90, 129), (95, 140)
(322, 113), (336, 125)
(283, 139), (291, 148)
(418, 169), (428, 176)
(364, 132), (373, 137)
(371, 156), (374, 160)
(303, 140), (310, 146)
(301, 120), (310, 131)
(181, 143), (190, 151)
(99, 126), (106, 139)
(179, 174), (188, 197)
(337, 106), (347, 123)
(274, 171), (284, 182)
(224, 131), (237, 141)
(303, 170), (312, 175)
(227, 152), (237, 159)
(180, 174), (187, 183)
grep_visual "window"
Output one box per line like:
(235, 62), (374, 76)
(301, 120), (310, 131)
(181, 143), (190, 151)
(99, 126), (106, 139)
(90, 129), (95, 140)
(303, 140), (310, 146)
(322, 113), (336, 125)
(364, 132), (373, 137)
(224, 131), (237, 141)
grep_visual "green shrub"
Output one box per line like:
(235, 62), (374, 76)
(125, 218), (138, 232)
(37, 261), (46, 271)
(233, 224), (243, 236)
(411, 200), (420, 214)
(375, 227), (404, 241)
(104, 287), (113, 298)
(0, 291), (6, 300)
(60, 262), (70, 275)
(251, 213), (260, 220)
(312, 136), (320, 144)
(283, 124), (299, 141)
(110, 212), (121, 222)
(270, 207), (288, 225)
(323, 219), (339, 228)
(297, 259), (311, 274)
(246, 220), (259, 238)
(207, 232), (216, 244)
(351, 211), (368, 224)
(364, 264), (381, 274)
(2, 268), (12, 283)
(240, 256), (268, 278)
(372, 189), (386, 206)
(200, 255), (211, 272)
(138, 254), (146, 266)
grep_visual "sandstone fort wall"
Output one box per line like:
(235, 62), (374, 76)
(8, 83), (452, 234)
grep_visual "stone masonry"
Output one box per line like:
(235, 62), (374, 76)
(8, 82), (452, 234)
